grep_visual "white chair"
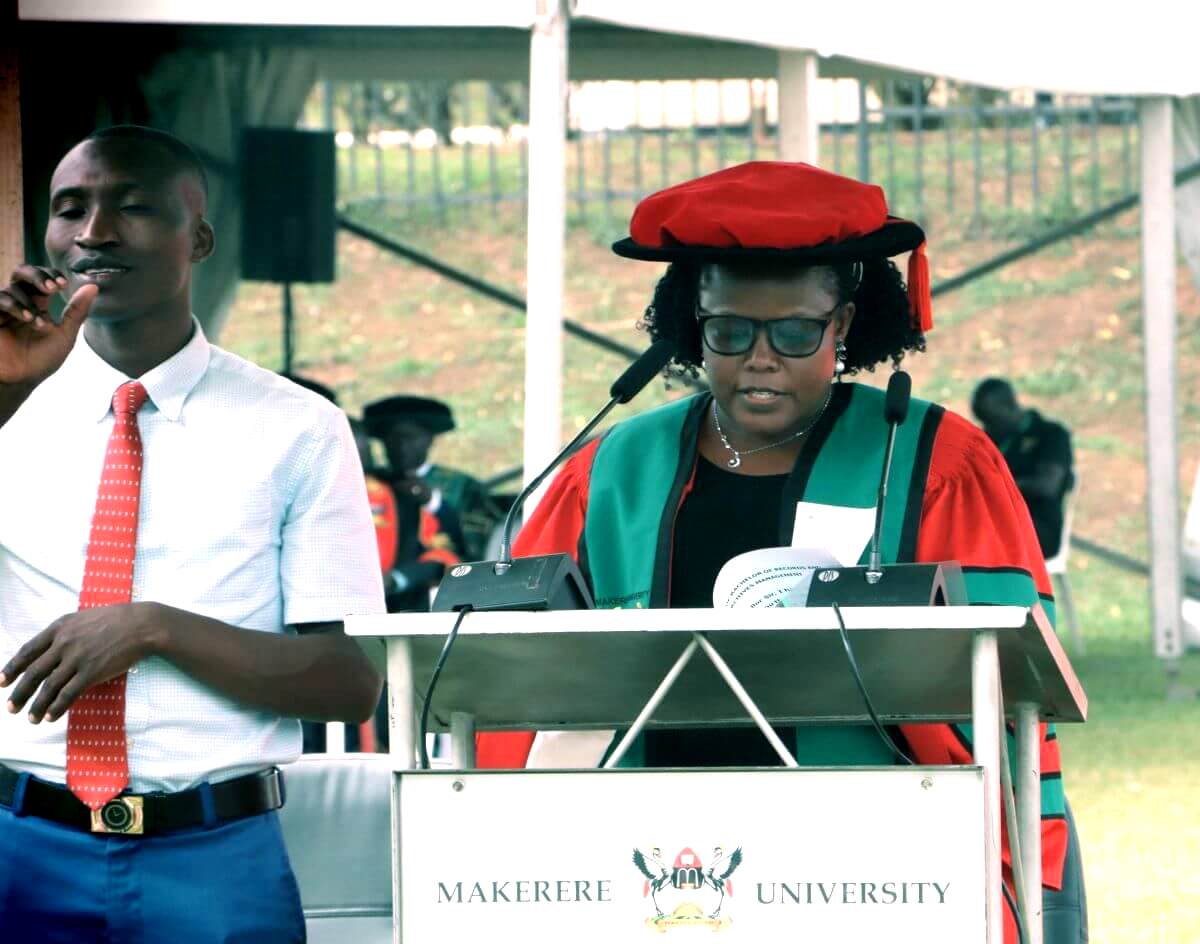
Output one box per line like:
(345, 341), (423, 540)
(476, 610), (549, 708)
(277, 754), (394, 944)
(1045, 480), (1083, 653)
(1182, 466), (1200, 650)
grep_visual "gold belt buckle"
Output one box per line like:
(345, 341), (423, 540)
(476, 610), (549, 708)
(90, 796), (144, 835)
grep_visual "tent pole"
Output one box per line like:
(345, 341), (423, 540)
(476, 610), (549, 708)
(522, 0), (570, 510)
(778, 50), (819, 165)
(1139, 96), (1186, 684)
(281, 282), (295, 375)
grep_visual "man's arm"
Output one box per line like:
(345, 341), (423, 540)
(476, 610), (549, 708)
(1015, 461), (1070, 499)
(154, 611), (381, 722)
(0, 604), (382, 724)
(1014, 425), (1073, 499)
(0, 267), (95, 428)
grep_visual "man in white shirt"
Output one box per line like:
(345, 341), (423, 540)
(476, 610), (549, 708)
(0, 126), (385, 942)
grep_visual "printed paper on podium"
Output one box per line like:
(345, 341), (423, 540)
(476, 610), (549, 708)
(711, 502), (875, 609)
(711, 546), (837, 609)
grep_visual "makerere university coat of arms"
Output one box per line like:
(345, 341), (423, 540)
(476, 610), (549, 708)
(632, 845), (744, 932)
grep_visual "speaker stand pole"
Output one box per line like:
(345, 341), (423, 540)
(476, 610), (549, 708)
(282, 281), (294, 374)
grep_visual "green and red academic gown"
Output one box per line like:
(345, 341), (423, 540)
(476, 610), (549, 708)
(477, 383), (1068, 940)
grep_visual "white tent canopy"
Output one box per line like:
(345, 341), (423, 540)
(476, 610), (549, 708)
(17, 0), (536, 29)
(575, 0), (1200, 97)
(12, 0), (1195, 671)
(19, 0), (1200, 95)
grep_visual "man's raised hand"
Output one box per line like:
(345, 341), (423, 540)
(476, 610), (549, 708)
(0, 266), (97, 388)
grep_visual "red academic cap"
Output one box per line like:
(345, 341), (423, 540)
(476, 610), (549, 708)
(612, 161), (932, 332)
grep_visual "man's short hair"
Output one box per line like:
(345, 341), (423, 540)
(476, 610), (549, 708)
(971, 377), (1016, 416)
(85, 125), (210, 199)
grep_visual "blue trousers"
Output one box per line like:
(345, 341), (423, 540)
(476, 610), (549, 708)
(0, 784), (305, 943)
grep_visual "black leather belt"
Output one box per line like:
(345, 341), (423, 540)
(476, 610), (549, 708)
(0, 764), (284, 836)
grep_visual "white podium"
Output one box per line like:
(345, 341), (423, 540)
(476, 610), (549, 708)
(346, 604), (1087, 944)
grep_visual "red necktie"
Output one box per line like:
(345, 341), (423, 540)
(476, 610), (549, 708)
(66, 381), (148, 809)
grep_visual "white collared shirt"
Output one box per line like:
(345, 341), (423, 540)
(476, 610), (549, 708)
(0, 321), (385, 792)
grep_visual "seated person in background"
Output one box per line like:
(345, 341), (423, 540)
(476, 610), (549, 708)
(972, 378), (1074, 558)
(363, 395), (467, 611)
(428, 465), (504, 562)
(365, 394), (501, 560)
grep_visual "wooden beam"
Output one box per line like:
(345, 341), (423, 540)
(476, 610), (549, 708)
(0, 0), (22, 277)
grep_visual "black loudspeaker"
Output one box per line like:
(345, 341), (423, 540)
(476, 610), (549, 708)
(240, 128), (336, 283)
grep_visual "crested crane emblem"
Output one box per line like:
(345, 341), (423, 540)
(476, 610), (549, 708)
(632, 844), (744, 932)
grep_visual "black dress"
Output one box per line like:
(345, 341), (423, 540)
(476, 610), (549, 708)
(641, 455), (903, 769)
(643, 456), (795, 767)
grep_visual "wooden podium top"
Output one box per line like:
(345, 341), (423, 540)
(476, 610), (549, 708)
(346, 605), (1087, 730)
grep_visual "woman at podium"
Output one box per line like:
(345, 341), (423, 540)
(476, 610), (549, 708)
(477, 162), (1071, 943)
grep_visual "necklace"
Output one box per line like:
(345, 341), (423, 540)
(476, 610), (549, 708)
(711, 388), (833, 469)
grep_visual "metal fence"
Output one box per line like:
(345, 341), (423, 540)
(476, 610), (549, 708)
(313, 77), (1140, 237)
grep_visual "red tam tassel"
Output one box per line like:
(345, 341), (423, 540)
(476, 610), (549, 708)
(907, 241), (933, 333)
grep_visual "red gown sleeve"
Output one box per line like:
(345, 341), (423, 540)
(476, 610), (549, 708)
(915, 411), (1053, 597)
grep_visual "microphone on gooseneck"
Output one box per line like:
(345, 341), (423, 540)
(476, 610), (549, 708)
(432, 338), (677, 613)
(609, 339), (677, 405)
(803, 370), (966, 608)
(866, 371), (913, 580)
(416, 340), (676, 769)
(797, 369), (958, 770)
(884, 369), (912, 425)
(495, 338), (678, 571)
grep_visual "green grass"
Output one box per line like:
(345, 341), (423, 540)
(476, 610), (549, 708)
(935, 264), (1096, 329)
(1056, 558), (1200, 943)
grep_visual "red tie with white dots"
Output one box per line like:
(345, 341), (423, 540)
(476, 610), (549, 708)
(65, 381), (148, 810)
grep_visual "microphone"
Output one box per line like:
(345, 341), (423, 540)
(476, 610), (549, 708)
(495, 338), (677, 571)
(432, 339), (677, 613)
(803, 371), (966, 608)
(866, 371), (912, 581)
(883, 368), (912, 424)
(610, 340), (676, 404)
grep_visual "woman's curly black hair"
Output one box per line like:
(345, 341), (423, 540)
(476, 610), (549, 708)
(638, 258), (926, 379)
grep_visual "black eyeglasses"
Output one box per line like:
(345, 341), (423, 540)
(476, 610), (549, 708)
(696, 303), (839, 358)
